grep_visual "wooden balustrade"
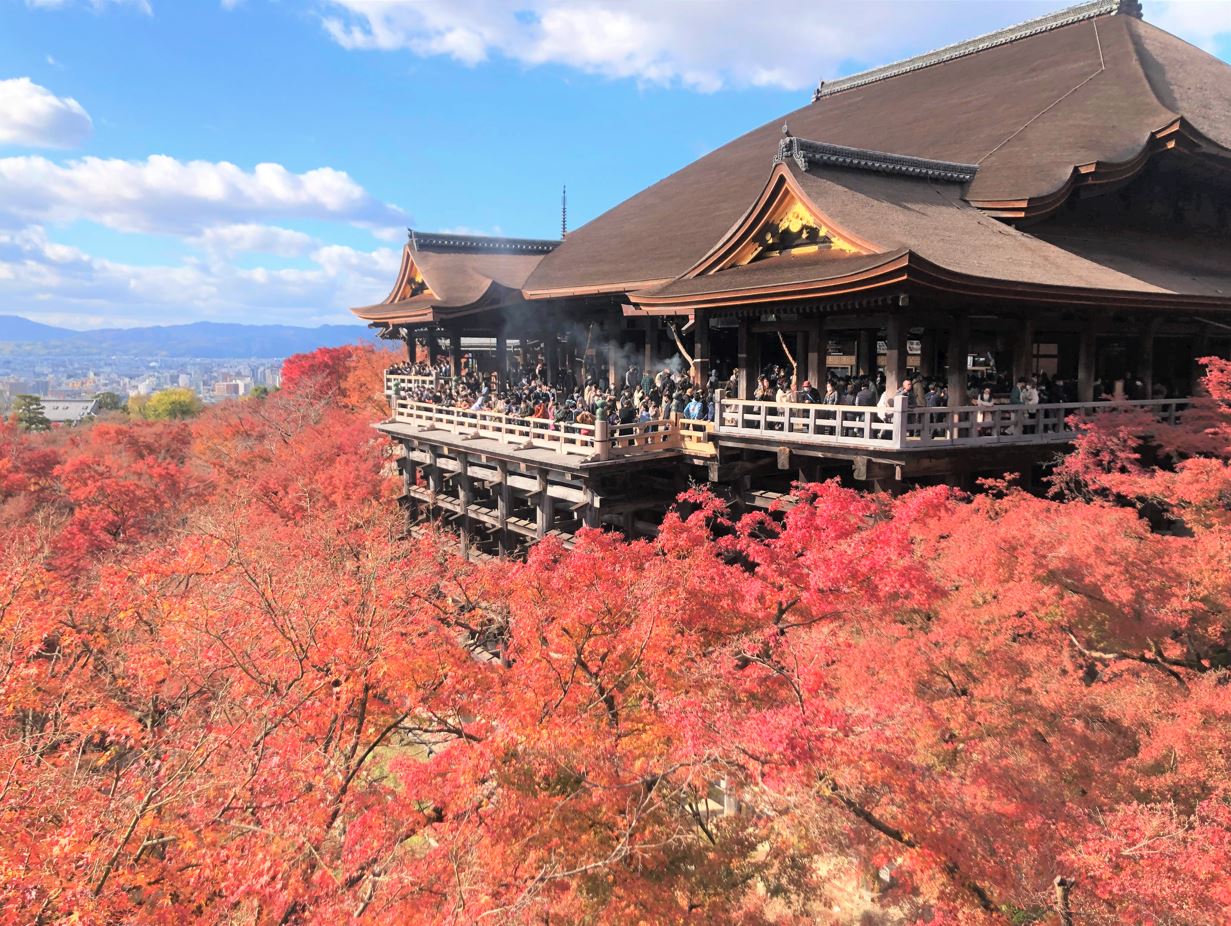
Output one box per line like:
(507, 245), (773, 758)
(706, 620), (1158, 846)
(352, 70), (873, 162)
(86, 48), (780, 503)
(385, 372), (439, 394)
(715, 396), (1190, 451)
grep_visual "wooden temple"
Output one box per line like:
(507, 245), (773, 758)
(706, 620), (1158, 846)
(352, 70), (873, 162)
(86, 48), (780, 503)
(352, 0), (1231, 553)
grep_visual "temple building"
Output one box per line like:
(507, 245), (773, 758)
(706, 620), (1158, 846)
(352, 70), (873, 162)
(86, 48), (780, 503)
(352, 0), (1231, 552)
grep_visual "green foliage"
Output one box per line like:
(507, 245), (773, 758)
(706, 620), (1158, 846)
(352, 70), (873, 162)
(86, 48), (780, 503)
(12, 394), (50, 431)
(249, 385), (270, 399)
(93, 391), (125, 413)
(132, 387), (203, 420)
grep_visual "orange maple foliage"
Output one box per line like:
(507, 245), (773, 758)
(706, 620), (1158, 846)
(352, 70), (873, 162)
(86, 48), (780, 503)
(1, 346), (1228, 925)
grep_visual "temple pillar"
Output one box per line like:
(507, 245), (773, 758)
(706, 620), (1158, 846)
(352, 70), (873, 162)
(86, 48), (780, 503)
(447, 325), (463, 378)
(1191, 331), (1211, 396)
(543, 331), (558, 386)
(946, 314), (970, 406)
(1077, 321), (1097, 402)
(885, 315), (908, 394)
(806, 315), (826, 387)
(856, 328), (877, 377)
(535, 475), (553, 539)
(1138, 318), (1159, 398)
(738, 316), (753, 399)
(495, 333), (508, 382)
(693, 312), (711, 387)
(918, 328), (937, 378)
(1012, 315), (1036, 384)
(427, 326), (442, 366)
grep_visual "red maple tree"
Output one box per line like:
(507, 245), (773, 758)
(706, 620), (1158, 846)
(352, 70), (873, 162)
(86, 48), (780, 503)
(1, 346), (1227, 925)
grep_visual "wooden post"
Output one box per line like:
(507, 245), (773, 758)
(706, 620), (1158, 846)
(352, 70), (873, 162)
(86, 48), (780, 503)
(495, 333), (508, 382)
(918, 328), (937, 378)
(1012, 315), (1035, 384)
(447, 326), (463, 378)
(1137, 318), (1159, 398)
(885, 315), (908, 395)
(456, 452), (472, 561)
(693, 312), (711, 387)
(496, 460), (509, 548)
(857, 328), (877, 377)
(947, 314), (970, 407)
(642, 321), (654, 379)
(535, 473), (552, 539)
(543, 331), (558, 386)
(1078, 321), (1097, 402)
(595, 418), (611, 461)
(1191, 330), (1210, 396)
(738, 316), (753, 399)
(427, 326), (442, 366)
(806, 316), (826, 386)
(713, 388), (725, 433)
(891, 394), (908, 449)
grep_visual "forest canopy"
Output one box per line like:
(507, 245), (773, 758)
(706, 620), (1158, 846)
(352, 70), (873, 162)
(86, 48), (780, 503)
(1, 344), (1229, 925)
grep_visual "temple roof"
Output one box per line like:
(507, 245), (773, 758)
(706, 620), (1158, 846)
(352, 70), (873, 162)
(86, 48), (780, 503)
(524, 5), (1231, 298)
(352, 231), (558, 324)
(631, 159), (1230, 312)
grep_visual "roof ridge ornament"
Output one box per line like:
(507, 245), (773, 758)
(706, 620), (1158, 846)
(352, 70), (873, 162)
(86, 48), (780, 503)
(773, 137), (979, 183)
(813, 0), (1143, 101)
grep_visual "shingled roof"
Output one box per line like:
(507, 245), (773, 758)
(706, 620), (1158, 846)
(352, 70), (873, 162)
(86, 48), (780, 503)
(352, 231), (558, 324)
(523, 3), (1231, 298)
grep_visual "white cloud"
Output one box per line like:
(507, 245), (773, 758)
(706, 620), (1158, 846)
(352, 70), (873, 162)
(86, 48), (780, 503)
(0, 225), (399, 327)
(0, 154), (407, 236)
(26, 0), (152, 13)
(0, 78), (92, 149)
(320, 0), (1231, 92)
(193, 223), (318, 258)
(321, 0), (1084, 92)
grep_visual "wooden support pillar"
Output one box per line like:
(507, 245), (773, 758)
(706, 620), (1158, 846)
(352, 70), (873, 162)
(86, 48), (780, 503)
(856, 328), (877, 377)
(456, 452), (472, 561)
(693, 312), (711, 387)
(535, 473), (552, 539)
(1138, 318), (1159, 398)
(806, 316), (826, 386)
(1012, 315), (1036, 384)
(946, 314), (970, 406)
(1191, 330), (1210, 396)
(738, 316), (753, 399)
(1077, 321), (1097, 402)
(495, 333), (508, 382)
(884, 315), (908, 395)
(496, 460), (510, 551)
(918, 328), (937, 378)
(447, 326), (463, 378)
(543, 331), (558, 386)
(427, 326), (442, 366)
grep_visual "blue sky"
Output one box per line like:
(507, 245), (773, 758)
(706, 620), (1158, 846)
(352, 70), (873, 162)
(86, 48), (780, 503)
(1, 0), (1228, 328)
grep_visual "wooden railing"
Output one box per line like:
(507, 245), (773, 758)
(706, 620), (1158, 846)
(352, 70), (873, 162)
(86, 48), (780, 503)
(385, 372), (439, 395)
(678, 417), (717, 458)
(387, 393), (681, 462)
(716, 396), (1190, 451)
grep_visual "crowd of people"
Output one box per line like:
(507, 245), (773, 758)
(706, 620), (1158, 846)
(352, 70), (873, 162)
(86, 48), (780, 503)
(386, 353), (1170, 437)
(387, 355), (721, 431)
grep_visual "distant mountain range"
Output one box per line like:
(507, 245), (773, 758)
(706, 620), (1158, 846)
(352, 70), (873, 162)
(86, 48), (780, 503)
(0, 315), (378, 359)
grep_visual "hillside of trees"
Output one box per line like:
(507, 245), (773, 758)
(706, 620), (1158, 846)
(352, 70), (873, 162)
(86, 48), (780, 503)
(1, 345), (1229, 925)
